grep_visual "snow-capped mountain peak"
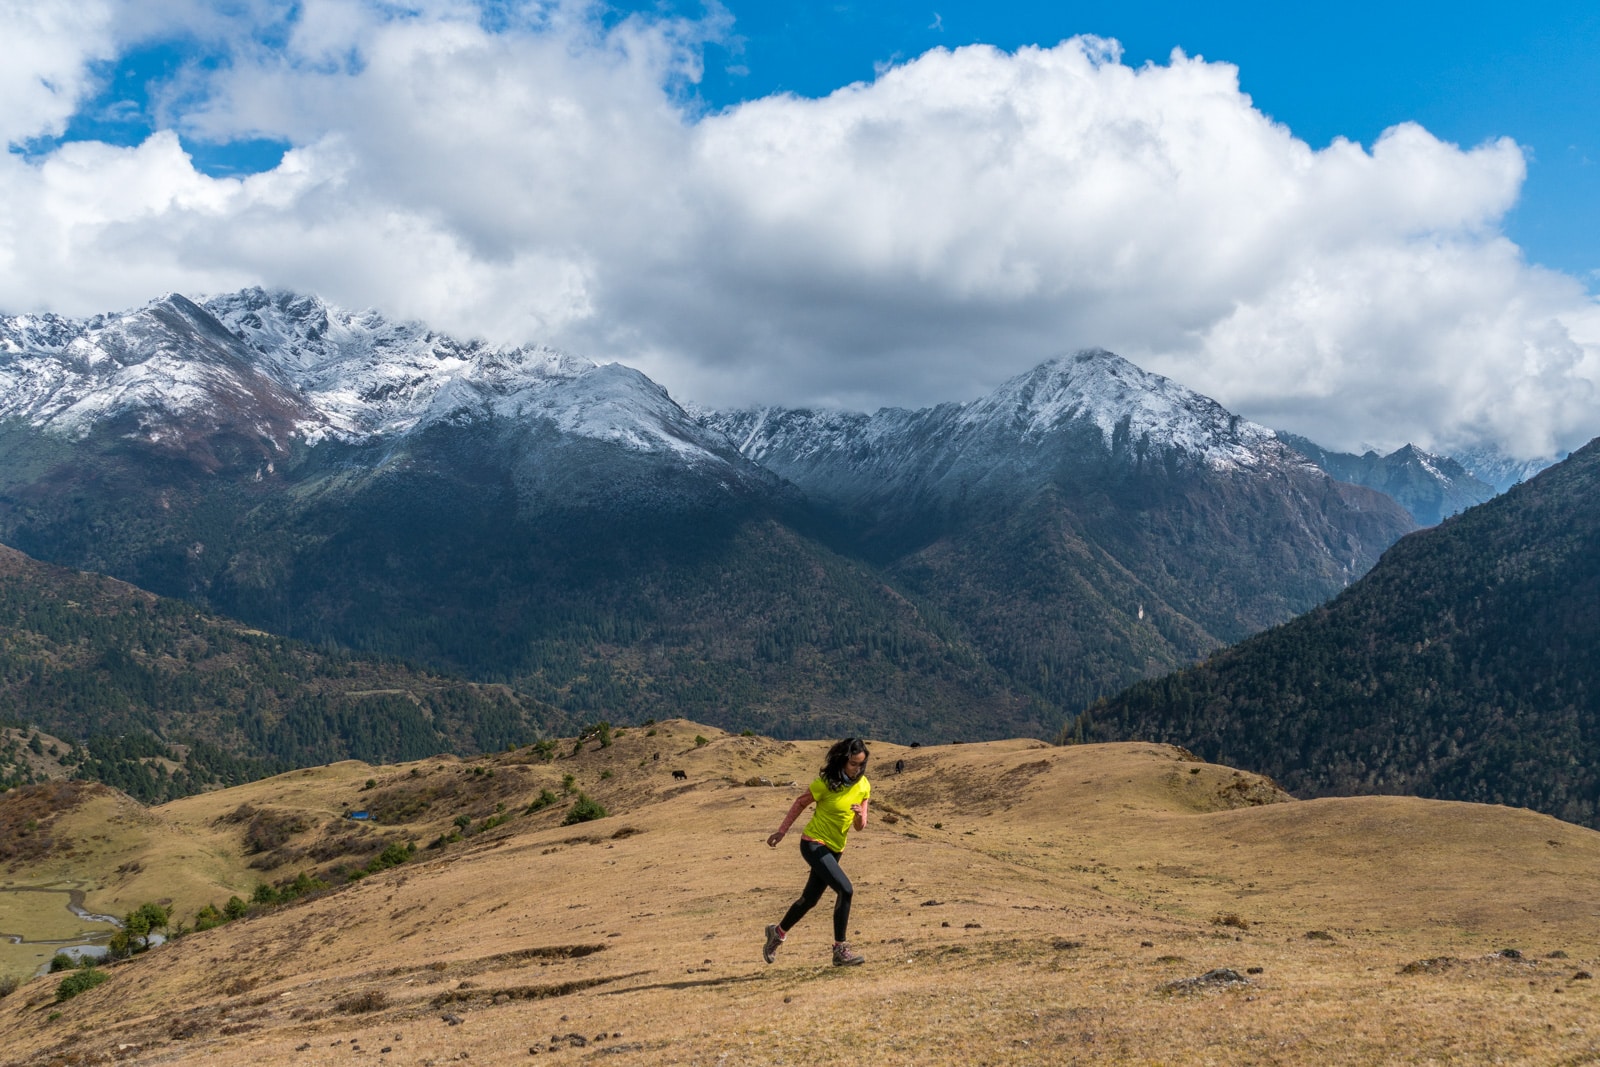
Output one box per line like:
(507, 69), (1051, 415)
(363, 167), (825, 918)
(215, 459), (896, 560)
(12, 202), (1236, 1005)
(201, 287), (599, 441)
(0, 293), (313, 447)
(962, 350), (1277, 467)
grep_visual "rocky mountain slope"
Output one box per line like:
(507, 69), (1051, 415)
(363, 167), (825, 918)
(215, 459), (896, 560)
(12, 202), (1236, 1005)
(1275, 432), (1496, 525)
(2, 723), (1598, 1065)
(1076, 436), (1600, 828)
(2, 291), (1414, 743)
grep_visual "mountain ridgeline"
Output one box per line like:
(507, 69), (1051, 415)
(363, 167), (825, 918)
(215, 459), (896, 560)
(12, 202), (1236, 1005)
(1, 289), (1416, 762)
(1275, 432), (1497, 526)
(1075, 438), (1600, 828)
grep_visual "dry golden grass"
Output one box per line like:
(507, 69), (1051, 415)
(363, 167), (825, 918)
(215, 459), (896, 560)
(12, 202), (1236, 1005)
(2, 721), (1598, 1065)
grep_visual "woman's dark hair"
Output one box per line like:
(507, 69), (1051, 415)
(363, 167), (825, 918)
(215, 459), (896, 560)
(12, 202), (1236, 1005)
(821, 737), (869, 791)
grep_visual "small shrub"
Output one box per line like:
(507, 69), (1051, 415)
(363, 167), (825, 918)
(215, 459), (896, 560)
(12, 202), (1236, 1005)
(525, 789), (558, 814)
(645, 728), (656, 737)
(694, 735), (708, 747)
(599, 769), (613, 780)
(1212, 913), (1250, 930)
(334, 989), (389, 1014)
(223, 896), (249, 920)
(0, 974), (17, 999)
(251, 883), (279, 906)
(106, 929), (134, 960)
(561, 773), (576, 794)
(55, 968), (109, 1002)
(562, 794), (607, 825)
(194, 904), (224, 931)
(366, 841), (416, 873)
(48, 953), (76, 973)
(363, 778), (376, 790)
(740, 729), (755, 737)
(276, 870), (328, 902)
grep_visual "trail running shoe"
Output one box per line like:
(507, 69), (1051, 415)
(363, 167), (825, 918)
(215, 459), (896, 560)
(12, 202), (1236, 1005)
(832, 941), (864, 967)
(763, 924), (784, 964)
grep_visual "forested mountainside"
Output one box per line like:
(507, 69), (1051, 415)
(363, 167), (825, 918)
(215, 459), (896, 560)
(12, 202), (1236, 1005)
(0, 544), (563, 801)
(1075, 437), (1600, 828)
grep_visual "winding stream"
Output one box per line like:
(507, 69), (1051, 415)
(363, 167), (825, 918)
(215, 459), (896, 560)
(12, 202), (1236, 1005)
(0, 885), (122, 975)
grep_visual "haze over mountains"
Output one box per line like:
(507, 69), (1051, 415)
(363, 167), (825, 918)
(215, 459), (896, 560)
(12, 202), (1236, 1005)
(1, 288), (1428, 755)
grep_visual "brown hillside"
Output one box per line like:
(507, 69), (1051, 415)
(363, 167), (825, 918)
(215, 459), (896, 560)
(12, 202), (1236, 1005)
(2, 721), (1598, 1065)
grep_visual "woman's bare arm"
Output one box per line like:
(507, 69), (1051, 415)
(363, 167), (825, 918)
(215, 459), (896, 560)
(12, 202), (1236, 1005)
(767, 793), (814, 847)
(851, 798), (869, 831)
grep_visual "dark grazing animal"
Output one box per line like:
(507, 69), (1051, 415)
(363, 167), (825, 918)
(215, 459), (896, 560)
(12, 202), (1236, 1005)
(671, 769), (688, 780)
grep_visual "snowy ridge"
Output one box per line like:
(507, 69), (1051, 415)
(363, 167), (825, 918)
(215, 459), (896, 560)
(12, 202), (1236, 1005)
(0, 295), (313, 446)
(1450, 443), (1560, 494)
(0, 289), (733, 466)
(699, 350), (1303, 511)
(956, 351), (1281, 470)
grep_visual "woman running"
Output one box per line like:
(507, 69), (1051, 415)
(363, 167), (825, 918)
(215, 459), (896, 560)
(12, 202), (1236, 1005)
(762, 737), (870, 967)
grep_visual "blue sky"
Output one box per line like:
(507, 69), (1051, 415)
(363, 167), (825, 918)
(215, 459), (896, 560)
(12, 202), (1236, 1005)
(2, 0), (1597, 457)
(641, 0), (1600, 281)
(49, 1), (1599, 279)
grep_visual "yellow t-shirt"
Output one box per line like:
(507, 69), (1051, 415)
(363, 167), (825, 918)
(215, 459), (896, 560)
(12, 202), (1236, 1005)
(802, 774), (870, 852)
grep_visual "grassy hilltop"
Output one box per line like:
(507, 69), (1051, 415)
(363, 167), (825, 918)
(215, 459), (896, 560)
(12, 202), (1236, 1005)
(2, 720), (1598, 1065)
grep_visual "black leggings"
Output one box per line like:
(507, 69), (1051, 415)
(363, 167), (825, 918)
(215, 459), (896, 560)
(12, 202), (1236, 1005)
(779, 837), (853, 942)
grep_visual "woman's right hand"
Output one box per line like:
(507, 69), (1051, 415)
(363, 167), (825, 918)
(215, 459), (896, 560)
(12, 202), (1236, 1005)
(766, 830), (785, 848)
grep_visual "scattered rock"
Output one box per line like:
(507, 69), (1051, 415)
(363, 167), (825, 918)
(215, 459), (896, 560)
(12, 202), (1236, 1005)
(1548, 950), (1570, 959)
(1498, 948), (1524, 960)
(1160, 968), (1250, 993)
(1399, 957), (1460, 975)
(964, 923), (982, 929)
(1574, 971), (1593, 981)
(441, 1013), (464, 1026)
(920, 900), (943, 907)
(1139, 941), (1154, 948)
(1304, 930), (1336, 941)
(1051, 939), (1083, 951)
(1246, 966), (1264, 974)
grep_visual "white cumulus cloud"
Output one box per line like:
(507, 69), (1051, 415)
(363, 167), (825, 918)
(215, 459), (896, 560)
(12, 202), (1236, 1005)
(0, 2), (1594, 460)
